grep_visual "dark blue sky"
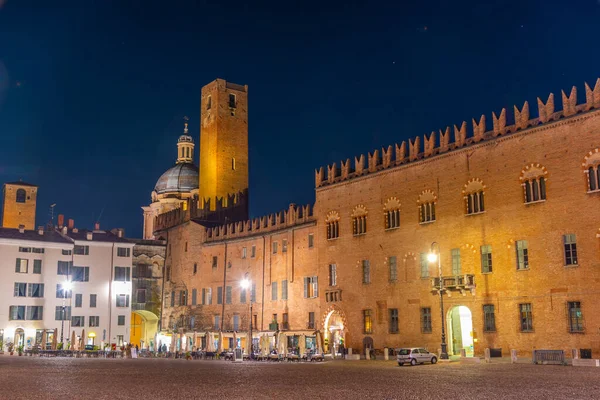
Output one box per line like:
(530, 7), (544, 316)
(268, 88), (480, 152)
(0, 0), (599, 238)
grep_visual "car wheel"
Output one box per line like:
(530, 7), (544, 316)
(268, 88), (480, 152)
(431, 357), (437, 364)
(410, 358), (417, 366)
(398, 362), (403, 366)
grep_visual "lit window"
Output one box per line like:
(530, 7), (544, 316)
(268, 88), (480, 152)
(363, 309), (373, 334)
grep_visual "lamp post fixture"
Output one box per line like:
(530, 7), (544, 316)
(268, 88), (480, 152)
(428, 242), (449, 360)
(60, 280), (72, 345)
(241, 275), (253, 359)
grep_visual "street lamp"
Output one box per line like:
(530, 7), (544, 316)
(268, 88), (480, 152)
(241, 276), (253, 359)
(428, 242), (449, 360)
(60, 280), (72, 346)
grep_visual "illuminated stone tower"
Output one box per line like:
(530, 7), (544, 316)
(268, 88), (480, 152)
(2, 181), (38, 230)
(199, 79), (249, 209)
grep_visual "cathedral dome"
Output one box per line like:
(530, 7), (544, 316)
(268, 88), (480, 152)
(154, 163), (199, 195)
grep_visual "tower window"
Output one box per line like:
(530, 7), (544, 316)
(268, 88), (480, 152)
(207, 95), (212, 110)
(16, 189), (26, 203)
(232, 158), (236, 170)
(229, 94), (236, 108)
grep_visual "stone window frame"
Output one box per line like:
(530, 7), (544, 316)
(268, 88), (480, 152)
(325, 211), (340, 240)
(462, 178), (486, 216)
(383, 197), (401, 230)
(351, 205), (368, 236)
(520, 163), (548, 204)
(582, 149), (600, 193)
(417, 190), (437, 224)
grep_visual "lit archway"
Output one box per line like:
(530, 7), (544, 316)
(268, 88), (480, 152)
(131, 310), (159, 350)
(446, 306), (474, 357)
(321, 305), (348, 356)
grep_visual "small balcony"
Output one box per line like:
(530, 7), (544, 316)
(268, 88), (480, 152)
(431, 274), (475, 296)
(325, 289), (342, 303)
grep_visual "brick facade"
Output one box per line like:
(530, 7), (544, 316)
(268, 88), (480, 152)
(2, 182), (37, 230)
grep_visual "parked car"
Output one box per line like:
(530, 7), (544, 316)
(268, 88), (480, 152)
(396, 348), (437, 366)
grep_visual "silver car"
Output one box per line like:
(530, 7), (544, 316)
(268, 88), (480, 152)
(396, 347), (438, 366)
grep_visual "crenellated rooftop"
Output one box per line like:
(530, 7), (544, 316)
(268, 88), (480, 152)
(205, 203), (315, 243)
(315, 79), (600, 188)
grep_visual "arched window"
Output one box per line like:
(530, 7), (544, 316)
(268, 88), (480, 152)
(325, 211), (340, 240)
(520, 164), (548, 203)
(583, 150), (600, 193)
(417, 190), (437, 223)
(15, 189), (26, 203)
(351, 205), (368, 236)
(463, 179), (486, 215)
(383, 198), (401, 230)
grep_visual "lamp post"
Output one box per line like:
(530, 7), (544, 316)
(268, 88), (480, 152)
(428, 242), (449, 360)
(241, 276), (253, 359)
(60, 280), (72, 345)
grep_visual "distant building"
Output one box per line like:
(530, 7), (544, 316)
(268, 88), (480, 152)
(2, 181), (38, 230)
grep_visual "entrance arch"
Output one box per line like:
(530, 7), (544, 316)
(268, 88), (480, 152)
(321, 305), (348, 356)
(447, 305), (474, 356)
(14, 328), (24, 347)
(130, 310), (159, 350)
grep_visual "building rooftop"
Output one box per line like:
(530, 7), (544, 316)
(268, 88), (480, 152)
(3, 181), (38, 187)
(64, 229), (132, 243)
(0, 227), (72, 244)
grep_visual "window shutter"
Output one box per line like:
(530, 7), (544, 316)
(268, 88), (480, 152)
(85, 267), (90, 282)
(14, 283), (19, 297)
(314, 276), (318, 297)
(15, 258), (20, 272)
(126, 294), (130, 307)
(201, 288), (206, 305)
(28, 284), (32, 297)
(40, 284), (44, 298)
(304, 277), (308, 298)
(126, 267), (131, 281)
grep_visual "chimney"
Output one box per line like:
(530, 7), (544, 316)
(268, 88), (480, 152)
(18, 225), (25, 234)
(68, 219), (74, 229)
(117, 228), (124, 238)
(86, 231), (93, 241)
(72, 228), (78, 233)
(57, 214), (64, 228)
(38, 226), (44, 235)
(61, 226), (67, 235)
(94, 222), (100, 231)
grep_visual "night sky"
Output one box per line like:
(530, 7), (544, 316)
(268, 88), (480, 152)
(0, 0), (599, 238)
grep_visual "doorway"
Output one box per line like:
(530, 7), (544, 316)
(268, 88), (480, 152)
(14, 328), (25, 348)
(447, 306), (474, 356)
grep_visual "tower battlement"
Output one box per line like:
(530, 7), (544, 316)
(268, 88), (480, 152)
(315, 79), (600, 188)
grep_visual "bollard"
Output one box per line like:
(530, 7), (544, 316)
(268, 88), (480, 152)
(365, 348), (370, 360)
(572, 349), (578, 359)
(511, 349), (518, 363)
(384, 348), (389, 361)
(484, 348), (491, 363)
(348, 348), (352, 356)
(460, 348), (466, 358)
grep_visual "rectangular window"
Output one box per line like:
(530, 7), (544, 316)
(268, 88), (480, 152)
(329, 264), (337, 286)
(118, 315), (125, 326)
(207, 288), (213, 305)
(26, 306), (44, 321)
(170, 290), (175, 307)
(57, 261), (71, 275)
(90, 294), (97, 308)
(15, 258), (28, 273)
(28, 283), (44, 298)
(281, 280), (288, 300)
(481, 245), (493, 273)
(71, 266), (89, 282)
(56, 284), (72, 298)
(74, 245), (89, 255)
(389, 256), (397, 282)
(217, 287), (223, 305)
(282, 239), (288, 253)
(451, 248), (461, 275)
(75, 293), (82, 307)
(483, 304), (496, 332)
(568, 301), (584, 333)
(304, 276), (318, 298)
(62, 249), (72, 255)
(14, 283), (26, 297)
(421, 307), (432, 333)
(207, 95), (211, 110)
(272, 241), (278, 254)
(242, 247), (247, 259)
(117, 247), (130, 257)
(251, 284), (256, 303)
(212, 256), (218, 268)
(193, 263), (197, 274)
(201, 288), (206, 305)
(137, 289), (146, 303)
(226, 286), (232, 304)
(362, 260), (370, 284)
(563, 234), (578, 266)
(114, 267), (131, 282)
(180, 290), (187, 306)
(233, 315), (240, 331)
(19, 247), (32, 253)
(363, 310), (373, 334)
(32, 247), (44, 254)
(54, 306), (71, 321)
(283, 313), (289, 330)
(308, 234), (314, 248)
(89, 316), (99, 327)
(519, 303), (533, 332)
(240, 288), (246, 304)
(71, 316), (84, 327)
(214, 315), (220, 331)
(272, 282), (278, 301)
(389, 308), (399, 334)
(33, 259), (42, 274)
(229, 93), (236, 108)
(420, 253), (429, 278)
(308, 312), (315, 329)
(116, 294), (130, 308)
(191, 289), (197, 306)
(251, 245), (256, 258)
(516, 240), (529, 270)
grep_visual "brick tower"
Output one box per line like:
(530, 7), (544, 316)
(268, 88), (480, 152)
(199, 79), (249, 210)
(2, 181), (38, 229)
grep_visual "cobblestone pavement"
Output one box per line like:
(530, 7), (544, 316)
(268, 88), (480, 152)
(1, 356), (599, 400)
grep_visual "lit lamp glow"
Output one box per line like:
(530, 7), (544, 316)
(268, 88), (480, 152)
(428, 242), (449, 360)
(60, 280), (72, 345)
(240, 275), (253, 359)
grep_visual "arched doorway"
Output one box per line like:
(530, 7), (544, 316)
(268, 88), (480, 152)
(131, 310), (159, 349)
(14, 328), (24, 347)
(322, 306), (347, 357)
(447, 306), (474, 356)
